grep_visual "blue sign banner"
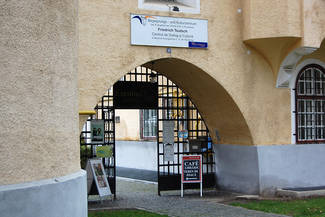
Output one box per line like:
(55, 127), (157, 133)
(178, 130), (188, 139)
(188, 41), (208, 48)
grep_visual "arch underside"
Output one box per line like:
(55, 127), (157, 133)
(80, 57), (254, 145)
(143, 58), (253, 145)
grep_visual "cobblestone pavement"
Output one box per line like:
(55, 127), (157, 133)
(89, 177), (288, 217)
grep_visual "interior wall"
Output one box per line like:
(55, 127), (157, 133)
(116, 141), (157, 171)
(115, 110), (140, 141)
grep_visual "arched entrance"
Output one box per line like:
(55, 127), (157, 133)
(81, 65), (216, 198)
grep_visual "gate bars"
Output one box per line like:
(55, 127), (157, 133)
(80, 66), (216, 197)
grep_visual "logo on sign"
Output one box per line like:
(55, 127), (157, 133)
(132, 15), (155, 26)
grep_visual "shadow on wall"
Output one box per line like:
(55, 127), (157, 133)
(299, 38), (325, 64)
(143, 58), (253, 145)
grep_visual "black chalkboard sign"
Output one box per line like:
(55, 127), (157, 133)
(113, 81), (158, 109)
(182, 155), (202, 183)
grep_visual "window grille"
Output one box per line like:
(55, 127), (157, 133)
(296, 64), (325, 143)
(141, 109), (157, 138)
(80, 66), (215, 197)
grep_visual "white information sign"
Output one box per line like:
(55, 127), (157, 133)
(164, 143), (174, 162)
(131, 14), (208, 48)
(163, 121), (175, 144)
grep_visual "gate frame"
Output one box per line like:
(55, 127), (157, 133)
(80, 66), (216, 198)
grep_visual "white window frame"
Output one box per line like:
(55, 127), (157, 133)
(290, 59), (325, 144)
(140, 109), (157, 140)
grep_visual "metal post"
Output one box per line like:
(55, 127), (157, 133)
(181, 182), (183, 197)
(200, 155), (203, 197)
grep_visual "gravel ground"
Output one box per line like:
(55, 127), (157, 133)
(88, 178), (289, 217)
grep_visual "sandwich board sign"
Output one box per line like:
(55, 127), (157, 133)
(181, 155), (202, 197)
(88, 159), (112, 199)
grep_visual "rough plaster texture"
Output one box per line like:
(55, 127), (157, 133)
(213, 143), (325, 195)
(242, 0), (303, 77)
(242, 0), (302, 40)
(78, 0), (301, 146)
(303, 0), (325, 47)
(242, 0), (325, 78)
(244, 37), (301, 78)
(0, 0), (80, 184)
(0, 170), (87, 217)
(116, 141), (157, 171)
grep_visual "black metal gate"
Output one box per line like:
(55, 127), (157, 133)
(80, 66), (216, 197)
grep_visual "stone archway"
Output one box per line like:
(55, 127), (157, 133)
(80, 57), (253, 145)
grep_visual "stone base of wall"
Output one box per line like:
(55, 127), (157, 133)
(0, 170), (87, 217)
(213, 144), (325, 196)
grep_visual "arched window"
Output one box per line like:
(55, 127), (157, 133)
(296, 64), (325, 143)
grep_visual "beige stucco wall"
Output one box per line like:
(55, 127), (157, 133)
(242, 0), (325, 78)
(78, 0), (324, 146)
(242, 0), (302, 77)
(79, 0), (290, 144)
(0, 0), (79, 185)
(115, 110), (140, 140)
(242, 0), (302, 40)
(303, 0), (325, 48)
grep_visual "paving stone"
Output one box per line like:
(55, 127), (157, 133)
(89, 178), (288, 217)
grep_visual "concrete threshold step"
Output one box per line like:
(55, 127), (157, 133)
(277, 186), (325, 198)
(235, 195), (260, 200)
